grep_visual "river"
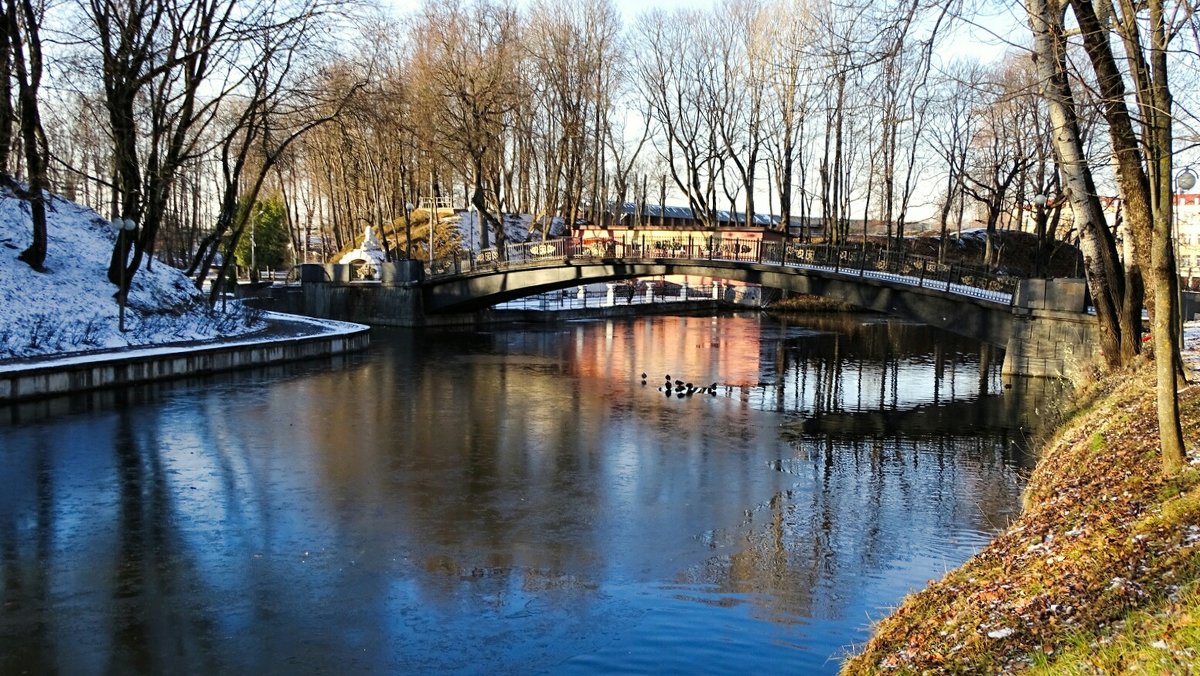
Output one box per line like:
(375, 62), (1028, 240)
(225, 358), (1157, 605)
(0, 312), (1045, 674)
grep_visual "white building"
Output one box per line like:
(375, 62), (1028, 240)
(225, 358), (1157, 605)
(1175, 193), (1200, 288)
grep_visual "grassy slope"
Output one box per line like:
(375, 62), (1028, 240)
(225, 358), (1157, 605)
(842, 362), (1200, 673)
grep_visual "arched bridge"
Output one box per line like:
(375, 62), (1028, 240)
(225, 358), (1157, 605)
(424, 238), (1015, 312)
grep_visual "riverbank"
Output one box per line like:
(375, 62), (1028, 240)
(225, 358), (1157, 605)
(842, 359), (1200, 673)
(765, 293), (858, 313)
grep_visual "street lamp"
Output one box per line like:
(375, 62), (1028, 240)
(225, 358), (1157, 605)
(108, 217), (137, 332)
(1179, 167), (1197, 192)
(405, 201), (414, 260)
(1176, 169), (1196, 281)
(1175, 167), (1196, 349)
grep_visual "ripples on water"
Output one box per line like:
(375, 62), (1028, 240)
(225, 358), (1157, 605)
(0, 313), (1054, 674)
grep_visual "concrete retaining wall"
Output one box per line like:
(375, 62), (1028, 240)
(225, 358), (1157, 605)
(0, 326), (370, 403)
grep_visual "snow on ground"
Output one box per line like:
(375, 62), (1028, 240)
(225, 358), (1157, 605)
(452, 210), (564, 253)
(1184, 321), (1200, 378)
(0, 186), (262, 361)
(0, 312), (364, 374)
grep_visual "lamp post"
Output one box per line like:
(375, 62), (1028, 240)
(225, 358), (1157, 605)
(405, 201), (414, 260)
(429, 199), (436, 270)
(1177, 168), (1196, 342)
(1177, 170), (1195, 281)
(250, 215), (257, 282)
(108, 217), (137, 332)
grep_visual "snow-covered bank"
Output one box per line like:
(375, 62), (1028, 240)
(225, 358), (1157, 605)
(0, 187), (262, 360)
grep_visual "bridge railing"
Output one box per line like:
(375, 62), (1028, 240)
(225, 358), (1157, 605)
(763, 242), (1017, 303)
(426, 236), (1018, 305)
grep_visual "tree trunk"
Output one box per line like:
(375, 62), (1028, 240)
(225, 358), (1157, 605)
(8, 0), (47, 271)
(0, 7), (13, 176)
(1070, 0), (1149, 328)
(1145, 0), (1184, 473)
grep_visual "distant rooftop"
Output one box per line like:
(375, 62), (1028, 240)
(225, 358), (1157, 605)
(607, 202), (818, 228)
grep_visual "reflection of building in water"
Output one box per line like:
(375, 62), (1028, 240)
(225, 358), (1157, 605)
(569, 315), (765, 390)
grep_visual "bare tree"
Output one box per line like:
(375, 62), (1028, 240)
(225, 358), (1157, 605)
(633, 8), (723, 227)
(761, 3), (818, 238)
(1062, 0), (1192, 472)
(928, 60), (982, 260)
(710, 0), (767, 228)
(5, 0), (50, 271)
(961, 58), (1042, 268)
(525, 0), (622, 237)
(412, 0), (520, 252)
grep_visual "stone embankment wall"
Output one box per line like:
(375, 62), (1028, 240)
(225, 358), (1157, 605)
(248, 262), (430, 327)
(1002, 279), (1097, 380)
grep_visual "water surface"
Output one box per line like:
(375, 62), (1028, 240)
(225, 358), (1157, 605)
(0, 313), (1042, 673)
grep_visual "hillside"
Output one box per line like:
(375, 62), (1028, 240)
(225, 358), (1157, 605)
(842, 360), (1200, 673)
(0, 188), (262, 361)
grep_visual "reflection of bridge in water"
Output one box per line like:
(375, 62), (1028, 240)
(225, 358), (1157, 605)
(286, 237), (1096, 378)
(409, 238), (1095, 378)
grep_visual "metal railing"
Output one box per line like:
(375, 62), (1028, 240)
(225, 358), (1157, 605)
(495, 282), (730, 311)
(426, 236), (1018, 305)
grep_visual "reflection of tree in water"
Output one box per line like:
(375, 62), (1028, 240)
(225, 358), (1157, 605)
(673, 432), (1025, 627)
(0, 401), (235, 673)
(0, 437), (54, 670)
(756, 314), (1011, 418)
(0, 315), (1052, 670)
(107, 404), (220, 674)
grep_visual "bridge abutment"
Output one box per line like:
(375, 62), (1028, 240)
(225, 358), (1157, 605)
(1001, 279), (1098, 380)
(270, 262), (431, 327)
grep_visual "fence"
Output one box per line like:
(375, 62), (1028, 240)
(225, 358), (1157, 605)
(494, 280), (761, 312)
